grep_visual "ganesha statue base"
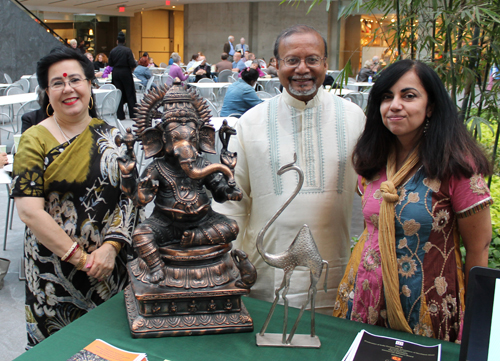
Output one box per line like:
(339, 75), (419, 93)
(124, 243), (255, 338)
(118, 84), (257, 338)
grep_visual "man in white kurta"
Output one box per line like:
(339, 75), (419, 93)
(214, 26), (365, 314)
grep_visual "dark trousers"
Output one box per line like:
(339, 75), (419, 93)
(112, 67), (136, 120)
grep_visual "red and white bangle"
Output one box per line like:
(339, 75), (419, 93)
(61, 242), (80, 262)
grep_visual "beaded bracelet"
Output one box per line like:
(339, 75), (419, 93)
(75, 250), (88, 271)
(61, 242), (80, 262)
(104, 241), (122, 254)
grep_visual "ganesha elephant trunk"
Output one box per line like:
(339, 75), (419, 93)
(174, 141), (236, 187)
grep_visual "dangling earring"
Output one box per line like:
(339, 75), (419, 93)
(88, 96), (94, 110)
(46, 103), (54, 117)
(423, 117), (430, 134)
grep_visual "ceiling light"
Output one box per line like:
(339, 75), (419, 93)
(118, 6), (125, 12)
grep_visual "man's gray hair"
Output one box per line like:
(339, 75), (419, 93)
(171, 52), (181, 63)
(273, 25), (327, 59)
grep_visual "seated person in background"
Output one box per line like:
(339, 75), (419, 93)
(215, 53), (233, 73)
(84, 52), (94, 62)
(168, 52), (191, 83)
(134, 56), (154, 88)
(21, 87), (47, 133)
(185, 54), (199, 72)
(0, 152), (7, 168)
(94, 53), (108, 71)
(244, 52), (256, 67)
(239, 61), (265, 78)
(232, 52), (246, 72)
(258, 58), (267, 69)
(372, 55), (381, 72)
(193, 56), (211, 82)
(220, 68), (263, 117)
(168, 53), (175, 66)
(357, 60), (376, 82)
(266, 57), (278, 77)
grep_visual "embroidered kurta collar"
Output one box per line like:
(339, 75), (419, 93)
(282, 87), (324, 110)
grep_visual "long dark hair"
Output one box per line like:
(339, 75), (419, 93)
(354, 59), (491, 180)
(37, 46), (98, 119)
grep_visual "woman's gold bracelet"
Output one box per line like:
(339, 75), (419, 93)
(104, 241), (122, 254)
(75, 250), (88, 271)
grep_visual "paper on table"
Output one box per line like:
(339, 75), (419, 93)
(67, 339), (147, 361)
(187, 60), (203, 72)
(342, 330), (441, 361)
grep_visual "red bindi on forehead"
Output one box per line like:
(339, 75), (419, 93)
(63, 73), (67, 77)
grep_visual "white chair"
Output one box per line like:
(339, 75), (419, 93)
(15, 100), (40, 133)
(3, 73), (12, 84)
(161, 74), (174, 86)
(343, 92), (364, 108)
(217, 69), (233, 83)
(5, 84), (23, 95)
(1, 86), (24, 129)
(274, 86), (282, 95)
(99, 89), (124, 132)
(228, 76), (236, 84)
(264, 79), (280, 94)
(28, 75), (38, 92)
(256, 91), (273, 100)
(99, 84), (116, 90)
(16, 79), (30, 93)
(159, 62), (167, 68)
(145, 77), (155, 92)
(198, 78), (215, 84)
(215, 84), (231, 111)
(204, 99), (219, 117)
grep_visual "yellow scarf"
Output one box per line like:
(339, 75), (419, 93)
(378, 148), (419, 333)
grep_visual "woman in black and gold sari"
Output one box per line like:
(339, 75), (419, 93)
(11, 47), (136, 347)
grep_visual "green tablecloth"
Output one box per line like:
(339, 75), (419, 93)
(15, 292), (460, 361)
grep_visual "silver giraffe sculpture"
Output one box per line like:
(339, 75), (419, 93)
(257, 154), (329, 346)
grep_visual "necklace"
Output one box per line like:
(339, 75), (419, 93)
(53, 115), (72, 144)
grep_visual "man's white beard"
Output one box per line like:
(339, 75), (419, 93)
(288, 83), (317, 97)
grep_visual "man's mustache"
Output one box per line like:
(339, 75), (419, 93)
(289, 75), (316, 81)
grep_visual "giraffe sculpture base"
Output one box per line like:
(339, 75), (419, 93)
(256, 333), (321, 348)
(124, 243), (255, 338)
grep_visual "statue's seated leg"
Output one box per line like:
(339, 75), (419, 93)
(133, 223), (166, 283)
(181, 212), (239, 247)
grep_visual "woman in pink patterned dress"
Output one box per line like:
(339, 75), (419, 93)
(333, 60), (492, 342)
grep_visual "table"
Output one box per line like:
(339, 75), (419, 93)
(188, 82), (231, 89)
(96, 78), (141, 85)
(0, 89), (112, 108)
(14, 292), (460, 361)
(323, 87), (357, 96)
(0, 92), (37, 106)
(149, 67), (166, 75)
(350, 82), (374, 88)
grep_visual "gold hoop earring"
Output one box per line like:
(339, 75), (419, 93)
(88, 96), (94, 110)
(46, 103), (53, 117)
